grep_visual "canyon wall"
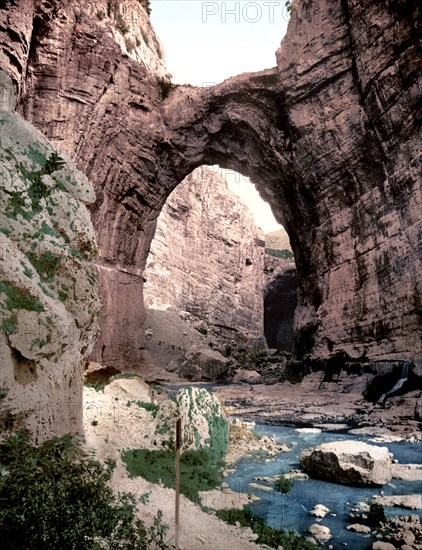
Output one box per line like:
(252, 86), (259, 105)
(0, 71), (99, 442)
(0, 0), (420, 374)
(144, 165), (265, 343)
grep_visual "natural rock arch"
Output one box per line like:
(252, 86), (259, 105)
(1, 0), (421, 372)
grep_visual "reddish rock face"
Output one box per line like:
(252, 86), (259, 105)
(1, 0), (421, 370)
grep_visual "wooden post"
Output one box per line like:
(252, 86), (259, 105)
(175, 418), (182, 550)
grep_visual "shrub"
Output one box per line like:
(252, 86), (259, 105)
(367, 502), (387, 526)
(274, 473), (293, 494)
(97, 9), (105, 20)
(0, 430), (169, 549)
(116, 15), (130, 34)
(265, 247), (294, 260)
(125, 38), (136, 52)
(156, 76), (178, 99)
(122, 447), (222, 505)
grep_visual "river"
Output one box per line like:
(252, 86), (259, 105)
(226, 423), (422, 549)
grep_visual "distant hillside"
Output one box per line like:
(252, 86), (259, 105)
(265, 228), (292, 252)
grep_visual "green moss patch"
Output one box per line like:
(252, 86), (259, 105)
(0, 280), (44, 312)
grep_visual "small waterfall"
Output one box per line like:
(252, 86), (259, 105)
(378, 361), (410, 405)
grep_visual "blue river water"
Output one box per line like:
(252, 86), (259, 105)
(226, 424), (422, 550)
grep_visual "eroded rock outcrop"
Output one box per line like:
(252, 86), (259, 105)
(1, 0), (420, 372)
(0, 71), (99, 442)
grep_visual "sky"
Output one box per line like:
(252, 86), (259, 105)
(150, 0), (290, 232)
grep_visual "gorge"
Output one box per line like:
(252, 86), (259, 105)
(1, 0), (420, 381)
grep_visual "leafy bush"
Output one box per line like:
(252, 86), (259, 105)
(116, 15), (130, 34)
(216, 508), (318, 549)
(265, 247), (294, 260)
(274, 473), (293, 494)
(122, 448), (222, 505)
(156, 76), (178, 99)
(0, 430), (169, 549)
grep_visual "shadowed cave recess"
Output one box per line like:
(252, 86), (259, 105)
(1, 0), (421, 398)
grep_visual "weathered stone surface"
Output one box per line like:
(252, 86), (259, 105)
(1, 0), (421, 371)
(300, 440), (393, 486)
(0, 71), (99, 442)
(144, 165), (265, 344)
(180, 345), (229, 381)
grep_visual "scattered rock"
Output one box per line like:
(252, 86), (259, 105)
(309, 504), (330, 518)
(372, 542), (396, 550)
(248, 482), (273, 492)
(308, 523), (332, 542)
(347, 523), (372, 533)
(392, 463), (422, 481)
(375, 494), (422, 510)
(300, 440), (393, 486)
(233, 369), (262, 384)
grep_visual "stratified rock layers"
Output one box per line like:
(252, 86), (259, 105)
(0, 0), (420, 370)
(0, 71), (99, 442)
(144, 166), (265, 340)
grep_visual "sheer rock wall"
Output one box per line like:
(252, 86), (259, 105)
(144, 165), (265, 342)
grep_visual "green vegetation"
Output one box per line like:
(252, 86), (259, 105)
(127, 400), (159, 418)
(285, 0), (292, 13)
(0, 280), (44, 312)
(367, 502), (386, 525)
(26, 250), (62, 283)
(0, 315), (18, 334)
(122, 448), (222, 505)
(0, 430), (169, 549)
(84, 381), (106, 393)
(265, 247), (294, 260)
(116, 14), (130, 34)
(141, 30), (149, 46)
(5, 151), (66, 218)
(216, 508), (318, 549)
(125, 38), (136, 52)
(156, 76), (178, 99)
(0, 384), (10, 399)
(274, 473), (293, 494)
(97, 9), (105, 20)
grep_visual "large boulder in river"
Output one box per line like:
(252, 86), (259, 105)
(300, 441), (393, 486)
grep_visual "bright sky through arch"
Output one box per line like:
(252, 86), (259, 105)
(150, 0), (289, 233)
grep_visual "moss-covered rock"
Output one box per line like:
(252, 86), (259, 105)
(153, 387), (228, 464)
(0, 70), (100, 442)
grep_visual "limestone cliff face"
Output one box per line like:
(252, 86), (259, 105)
(0, 71), (99, 442)
(1, 0), (421, 370)
(144, 166), (265, 341)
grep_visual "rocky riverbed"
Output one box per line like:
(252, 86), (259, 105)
(209, 372), (422, 441)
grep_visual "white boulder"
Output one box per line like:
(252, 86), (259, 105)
(300, 440), (393, 486)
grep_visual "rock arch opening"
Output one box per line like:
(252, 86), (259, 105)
(142, 164), (296, 377)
